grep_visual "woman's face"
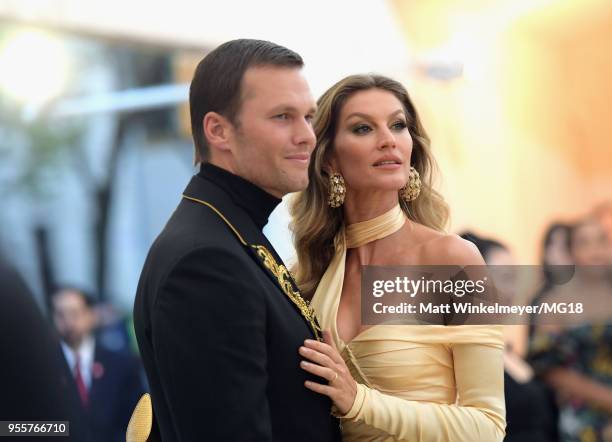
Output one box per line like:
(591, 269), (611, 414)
(571, 220), (610, 266)
(329, 89), (413, 193)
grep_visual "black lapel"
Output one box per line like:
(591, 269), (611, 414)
(182, 176), (320, 340)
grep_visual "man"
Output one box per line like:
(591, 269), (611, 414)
(133, 39), (340, 441)
(51, 287), (144, 442)
(0, 258), (92, 441)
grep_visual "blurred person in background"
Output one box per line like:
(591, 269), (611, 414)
(0, 256), (92, 441)
(51, 286), (144, 442)
(460, 231), (558, 442)
(530, 223), (574, 323)
(529, 217), (612, 441)
(593, 202), (612, 265)
(526, 222), (574, 439)
(593, 202), (612, 240)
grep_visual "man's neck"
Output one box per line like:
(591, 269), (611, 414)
(67, 335), (93, 353)
(206, 157), (237, 176)
(196, 162), (282, 231)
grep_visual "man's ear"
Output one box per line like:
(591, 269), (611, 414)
(203, 111), (234, 154)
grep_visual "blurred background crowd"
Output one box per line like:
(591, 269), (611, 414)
(0, 1), (610, 441)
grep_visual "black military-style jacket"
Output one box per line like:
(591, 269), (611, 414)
(133, 163), (340, 441)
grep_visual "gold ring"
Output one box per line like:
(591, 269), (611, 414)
(331, 371), (338, 383)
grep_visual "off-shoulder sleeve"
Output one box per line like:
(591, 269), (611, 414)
(337, 329), (506, 442)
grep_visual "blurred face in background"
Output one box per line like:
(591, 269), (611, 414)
(570, 219), (611, 283)
(571, 219), (611, 266)
(52, 290), (96, 349)
(594, 204), (612, 263)
(597, 209), (612, 242)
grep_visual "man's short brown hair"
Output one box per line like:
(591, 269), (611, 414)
(189, 39), (303, 164)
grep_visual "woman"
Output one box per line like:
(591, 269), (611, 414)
(290, 74), (506, 441)
(530, 223), (574, 315)
(461, 232), (558, 442)
(529, 217), (612, 441)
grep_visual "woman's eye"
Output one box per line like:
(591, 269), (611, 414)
(352, 124), (371, 134)
(305, 114), (314, 124)
(391, 120), (407, 131)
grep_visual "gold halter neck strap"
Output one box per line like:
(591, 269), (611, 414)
(309, 204), (408, 350)
(345, 205), (407, 249)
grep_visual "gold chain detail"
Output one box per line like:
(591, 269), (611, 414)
(252, 245), (322, 340)
(182, 195), (248, 246)
(182, 194), (322, 341)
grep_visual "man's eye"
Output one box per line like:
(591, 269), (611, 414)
(352, 124), (371, 135)
(274, 113), (289, 120)
(305, 114), (314, 124)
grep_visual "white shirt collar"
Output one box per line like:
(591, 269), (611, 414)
(61, 335), (96, 390)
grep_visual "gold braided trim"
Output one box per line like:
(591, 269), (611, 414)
(182, 195), (322, 341)
(252, 245), (322, 340)
(182, 195), (247, 246)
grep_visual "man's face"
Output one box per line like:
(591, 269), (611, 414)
(229, 66), (316, 198)
(52, 290), (95, 348)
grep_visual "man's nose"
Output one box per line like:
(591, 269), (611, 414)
(293, 118), (316, 148)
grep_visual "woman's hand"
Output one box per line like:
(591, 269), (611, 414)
(299, 330), (357, 416)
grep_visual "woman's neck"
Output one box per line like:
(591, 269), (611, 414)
(342, 190), (400, 225)
(349, 245), (375, 267)
(343, 191), (406, 266)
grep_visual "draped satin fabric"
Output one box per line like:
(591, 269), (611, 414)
(310, 205), (506, 441)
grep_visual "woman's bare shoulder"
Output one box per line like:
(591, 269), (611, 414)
(402, 223), (485, 266)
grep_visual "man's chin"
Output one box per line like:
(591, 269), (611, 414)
(285, 177), (309, 194)
(64, 338), (79, 347)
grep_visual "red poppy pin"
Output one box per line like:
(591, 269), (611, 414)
(93, 362), (105, 379)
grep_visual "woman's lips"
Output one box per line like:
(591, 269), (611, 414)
(373, 161), (402, 169)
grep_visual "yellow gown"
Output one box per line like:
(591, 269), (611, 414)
(310, 206), (506, 441)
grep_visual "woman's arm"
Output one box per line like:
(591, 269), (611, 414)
(301, 333), (506, 442)
(544, 367), (612, 412)
(343, 342), (505, 442)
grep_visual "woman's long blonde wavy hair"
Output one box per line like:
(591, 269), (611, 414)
(290, 74), (450, 299)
